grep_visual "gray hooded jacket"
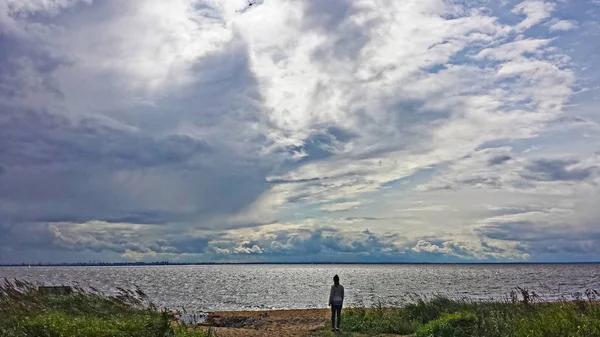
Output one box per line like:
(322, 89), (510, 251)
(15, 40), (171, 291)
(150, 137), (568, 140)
(329, 284), (344, 306)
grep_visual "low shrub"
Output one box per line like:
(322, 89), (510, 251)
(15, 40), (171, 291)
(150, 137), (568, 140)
(405, 296), (468, 323)
(339, 289), (600, 337)
(0, 279), (210, 337)
(342, 307), (420, 335)
(415, 312), (477, 337)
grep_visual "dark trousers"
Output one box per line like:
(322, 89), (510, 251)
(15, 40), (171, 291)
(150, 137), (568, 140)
(331, 304), (342, 329)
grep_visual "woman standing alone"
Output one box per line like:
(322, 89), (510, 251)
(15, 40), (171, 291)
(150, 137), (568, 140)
(328, 274), (344, 332)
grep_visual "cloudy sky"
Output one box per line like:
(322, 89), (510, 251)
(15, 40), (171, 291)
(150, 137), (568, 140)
(1, 0), (599, 264)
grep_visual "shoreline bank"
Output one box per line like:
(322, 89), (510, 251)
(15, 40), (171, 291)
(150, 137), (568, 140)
(200, 309), (331, 337)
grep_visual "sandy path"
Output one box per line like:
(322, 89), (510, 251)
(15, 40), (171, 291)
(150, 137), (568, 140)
(201, 309), (330, 337)
(197, 309), (408, 337)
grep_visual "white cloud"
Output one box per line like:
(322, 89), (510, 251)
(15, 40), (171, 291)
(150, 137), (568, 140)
(320, 201), (361, 212)
(549, 19), (578, 32)
(59, 0), (234, 92)
(4, 0), (91, 17)
(474, 39), (551, 61)
(512, 0), (556, 31)
(396, 205), (452, 212)
(410, 239), (528, 260)
(1, 0), (598, 263)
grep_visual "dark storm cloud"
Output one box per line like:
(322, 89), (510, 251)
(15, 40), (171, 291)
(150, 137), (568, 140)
(476, 221), (535, 241)
(488, 155), (512, 165)
(485, 205), (551, 217)
(282, 126), (358, 166)
(478, 221), (600, 243)
(302, 0), (357, 30)
(476, 221), (600, 257)
(343, 215), (417, 221)
(166, 237), (211, 254)
(267, 177), (324, 184)
(182, 37), (264, 128)
(0, 220), (217, 259)
(91, 211), (186, 225)
(423, 154), (598, 192)
(0, 221), (406, 263)
(521, 159), (596, 181)
(0, 221), (126, 263)
(0, 222), (55, 252)
(4, 213), (178, 226)
(192, 220), (279, 231)
(0, 163), (270, 225)
(326, 126), (357, 143)
(0, 27), (68, 99)
(303, 0), (374, 64)
(0, 106), (211, 168)
(0, 105), (247, 226)
(0, 14), (274, 229)
(2, 0), (598, 265)
(480, 241), (511, 254)
(268, 127), (360, 185)
(0, 32), (276, 258)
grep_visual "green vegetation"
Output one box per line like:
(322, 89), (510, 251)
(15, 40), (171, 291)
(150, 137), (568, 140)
(339, 289), (600, 337)
(338, 305), (420, 335)
(0, 279), (213, 337)
(5, 279), (600, 337)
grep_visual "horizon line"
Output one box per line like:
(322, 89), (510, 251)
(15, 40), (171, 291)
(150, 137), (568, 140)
(2, 261), (600, 267)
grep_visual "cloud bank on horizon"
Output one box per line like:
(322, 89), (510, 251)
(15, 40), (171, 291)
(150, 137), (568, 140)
(0, 0), (599, 264)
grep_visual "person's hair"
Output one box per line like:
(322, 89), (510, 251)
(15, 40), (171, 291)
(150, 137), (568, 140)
(333, 274), (340, 285)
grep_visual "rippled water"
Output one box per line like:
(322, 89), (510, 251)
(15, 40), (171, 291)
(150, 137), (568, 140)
(1, 264), (598, 312)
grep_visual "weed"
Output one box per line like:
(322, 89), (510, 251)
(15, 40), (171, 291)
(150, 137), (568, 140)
(0, 279), (212, 337)
(340, 287), (600, 337)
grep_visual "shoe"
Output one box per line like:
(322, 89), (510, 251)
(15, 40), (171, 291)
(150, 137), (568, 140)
(336, 328), (340, 331)
(331, 328), (335, 332)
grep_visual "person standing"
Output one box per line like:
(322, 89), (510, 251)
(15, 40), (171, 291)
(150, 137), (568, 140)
(328, 274), (344, 332)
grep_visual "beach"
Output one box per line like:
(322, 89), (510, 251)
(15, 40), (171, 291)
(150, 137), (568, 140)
(201, 309), (329, 336)
(200, 309), (407, 337)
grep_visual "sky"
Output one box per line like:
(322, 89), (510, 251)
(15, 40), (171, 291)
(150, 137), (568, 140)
(0, 0), (599, 264)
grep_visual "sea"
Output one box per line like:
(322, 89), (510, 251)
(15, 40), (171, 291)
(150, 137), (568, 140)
(1, 264), (598, 312)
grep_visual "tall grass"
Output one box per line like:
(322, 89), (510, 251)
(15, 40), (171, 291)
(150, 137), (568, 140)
(341, 288), (600, 337)
(341, 301), (420, 335)
(0, 279), (212, 337)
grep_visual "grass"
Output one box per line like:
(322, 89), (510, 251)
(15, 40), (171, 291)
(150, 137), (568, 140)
(335, 288), (600, 337)
(5, 279), (600, 337)
(0, 279), (213, 337)
(340, 305), (420, 335)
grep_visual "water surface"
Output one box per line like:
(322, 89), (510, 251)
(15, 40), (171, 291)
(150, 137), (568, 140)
(1, 264), (598, 312)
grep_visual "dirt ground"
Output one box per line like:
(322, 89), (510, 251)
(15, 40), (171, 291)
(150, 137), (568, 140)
(196, 309), (407, 337)
(199, 309), (329, 337)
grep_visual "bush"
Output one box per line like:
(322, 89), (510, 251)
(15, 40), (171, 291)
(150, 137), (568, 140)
(0, 279), (210, 337)
(510, 302), (600, 337)
(342, 307), (420, 335)
(340, 289), (600, 337)
(405, 296), (467, 324)
(416, 312), (477, 337)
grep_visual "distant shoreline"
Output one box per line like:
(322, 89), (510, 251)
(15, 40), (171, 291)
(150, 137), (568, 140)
(1, 261), (599, 267)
